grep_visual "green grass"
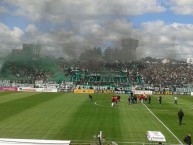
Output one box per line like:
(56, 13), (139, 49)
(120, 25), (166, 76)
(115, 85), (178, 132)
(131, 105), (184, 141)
(0, 92), (192, 145)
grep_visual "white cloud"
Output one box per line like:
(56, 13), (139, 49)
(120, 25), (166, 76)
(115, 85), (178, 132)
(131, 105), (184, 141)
(169, 0), (193, 6)
(11, 27), (24, 41)
(4, 0), (165, 23)
(25, 24), (37, 33)
(168, 0), (193, 15)
(0, 23), (24, 57)
(141, 20), (165, 33)
(0, 23), (23, 43)
(0, 6), (8, 14)
(138, 21), (193, 59)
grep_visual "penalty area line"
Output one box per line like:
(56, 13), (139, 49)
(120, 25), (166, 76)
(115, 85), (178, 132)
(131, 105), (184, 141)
(143, 104), (183, 145)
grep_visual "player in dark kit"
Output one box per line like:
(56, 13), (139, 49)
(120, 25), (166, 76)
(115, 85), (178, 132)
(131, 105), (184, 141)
(88, 94), (93, 102)
(178, 109), (184, 125)
(148, 95), (151, 104)
(158, 96), (162, 104)
(184, 133), (192, 145)
(117, 95), (121, 102)
(174, 96), (178, 104)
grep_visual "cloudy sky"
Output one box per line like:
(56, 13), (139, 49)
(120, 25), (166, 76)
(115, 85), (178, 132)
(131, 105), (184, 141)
(0, 0), (193, 59)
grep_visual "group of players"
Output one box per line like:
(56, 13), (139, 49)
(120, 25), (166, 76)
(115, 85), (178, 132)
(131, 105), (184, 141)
(89, 92), (174, 107)
(128, 93), (151, 104)
(110, 92), (151, 107)
(89, 93), (191, 144)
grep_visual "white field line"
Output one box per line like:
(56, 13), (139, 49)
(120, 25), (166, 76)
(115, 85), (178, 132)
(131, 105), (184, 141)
(0, 138), (70, 145)
(143, 103), (183, 145)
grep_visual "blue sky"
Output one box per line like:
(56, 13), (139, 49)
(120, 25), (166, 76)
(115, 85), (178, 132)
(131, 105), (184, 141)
(1, 15), (29, 29)
(132, 11), (193, 27)
(0, 0), (193, 59)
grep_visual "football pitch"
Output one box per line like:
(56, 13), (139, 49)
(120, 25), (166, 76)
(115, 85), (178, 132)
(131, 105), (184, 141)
(0, 92), (192, 145)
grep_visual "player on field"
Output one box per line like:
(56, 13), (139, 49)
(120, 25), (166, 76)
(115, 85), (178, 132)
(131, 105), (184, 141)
(178, 109), (184, 125)
(88, 94), (93, 102)
(174, 96), (178, 104)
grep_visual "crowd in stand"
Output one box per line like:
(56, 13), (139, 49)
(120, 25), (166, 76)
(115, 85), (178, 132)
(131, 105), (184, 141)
(1, 58), (193, 88)
(0, 61), (54, 83)
(64, 60), (193, 88)
(138, 62), (193, 87)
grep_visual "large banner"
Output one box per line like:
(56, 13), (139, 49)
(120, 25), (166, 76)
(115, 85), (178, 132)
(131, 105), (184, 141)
(0, 87), (17, 91)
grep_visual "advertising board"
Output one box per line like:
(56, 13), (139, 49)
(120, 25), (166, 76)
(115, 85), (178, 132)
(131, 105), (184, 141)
(35, 88), (58, 92)
(17, 87), (36, 92)
(74, 89), (94, 93)
(133, 90), (152, 95)
(0, 87), (17, 91)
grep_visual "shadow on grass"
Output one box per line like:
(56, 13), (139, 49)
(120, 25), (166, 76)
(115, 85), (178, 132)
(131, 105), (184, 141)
(0, 92), (62, 122)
